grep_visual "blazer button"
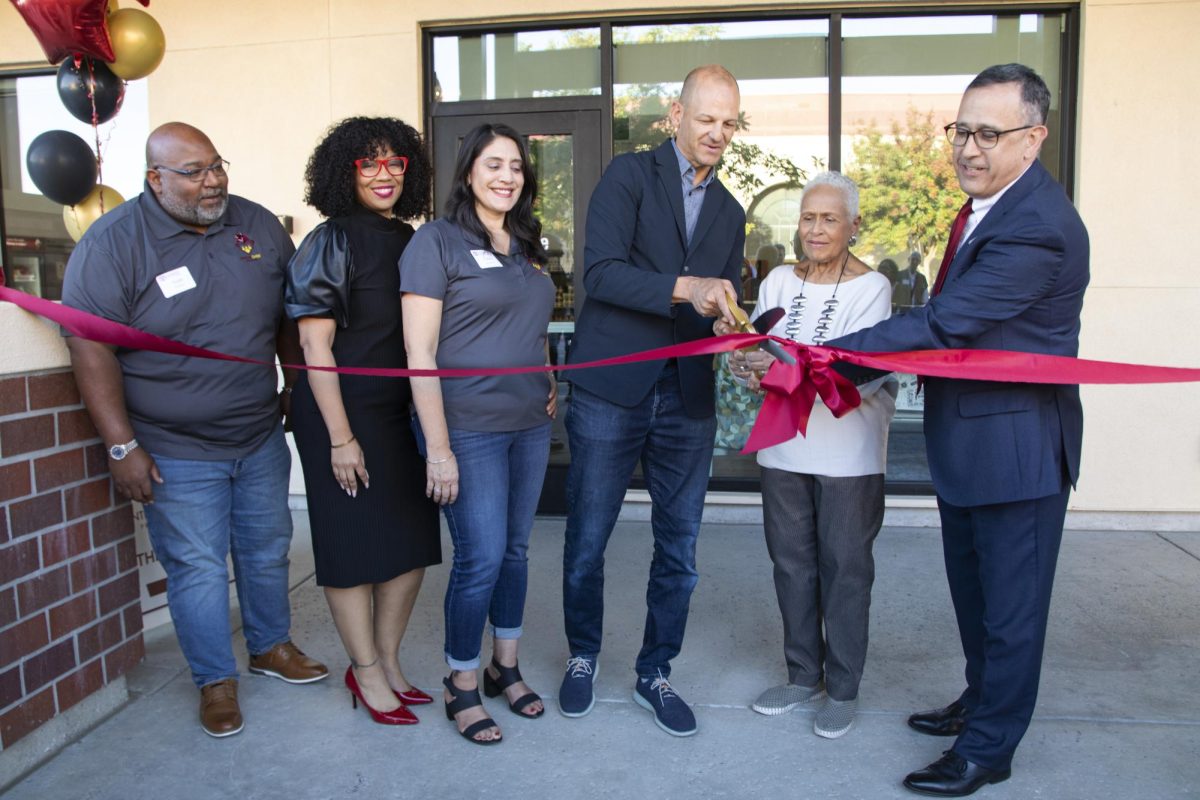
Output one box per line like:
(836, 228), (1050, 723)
(683, 265), (690, 272)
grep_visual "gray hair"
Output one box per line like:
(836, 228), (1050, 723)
(967, 63), (1051, 125)
(801, 171), (859, 218)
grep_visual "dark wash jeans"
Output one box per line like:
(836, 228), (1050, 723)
(562, 365), (717, 678)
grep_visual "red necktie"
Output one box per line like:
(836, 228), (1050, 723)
(931, 199), (973, 297)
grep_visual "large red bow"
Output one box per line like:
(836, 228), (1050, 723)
(744, 339), (863, 453)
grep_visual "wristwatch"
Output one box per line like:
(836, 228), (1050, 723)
(108, 439), (139, 460)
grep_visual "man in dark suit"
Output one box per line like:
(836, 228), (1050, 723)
(558, 65), (743, 736)
(831, 64), (1089, 795)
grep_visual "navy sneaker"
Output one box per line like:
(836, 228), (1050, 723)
(558, 656), (598, 717)
(633, 672), (697, 737)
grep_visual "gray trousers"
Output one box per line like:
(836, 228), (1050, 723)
(760, 468), (885, 701)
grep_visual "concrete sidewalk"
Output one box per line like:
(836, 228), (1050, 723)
(4, 514), (1199, 800)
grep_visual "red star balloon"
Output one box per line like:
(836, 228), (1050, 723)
(9, 0), (114, 64)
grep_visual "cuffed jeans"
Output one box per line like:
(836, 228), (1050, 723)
(562, 367), (717, 678)
(417, 421), (551, 671)
(142, 427), (293, 688)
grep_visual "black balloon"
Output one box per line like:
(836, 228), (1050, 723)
(26, 130), (98, 207)
(57, 58), (125, 124)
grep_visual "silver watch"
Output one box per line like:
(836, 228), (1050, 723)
(108, 439), (139, 460)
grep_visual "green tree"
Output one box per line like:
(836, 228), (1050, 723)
(846, 107), (961, 268)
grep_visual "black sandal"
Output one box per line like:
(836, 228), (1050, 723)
(443, 676), (502, 745)
(483, 658), (544, 718)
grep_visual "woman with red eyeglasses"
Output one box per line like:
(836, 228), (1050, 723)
(286, 117), (441, 725)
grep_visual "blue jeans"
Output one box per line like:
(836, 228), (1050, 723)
(415, 420), (551, 671)
(142, 427), (293, 688)
(563, 366), (717, 678)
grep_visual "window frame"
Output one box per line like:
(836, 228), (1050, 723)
(421, 7), (1081, 501)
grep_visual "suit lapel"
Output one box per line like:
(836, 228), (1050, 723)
(654, 141), (688, 252)
(951, 160), (1048, 273)
(961, 161), (1047, 252)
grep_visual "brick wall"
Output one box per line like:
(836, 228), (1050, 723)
(0, 369), (143, 751)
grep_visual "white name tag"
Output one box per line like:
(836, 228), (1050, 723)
(155, 266), (197, 298)
(471, 249), (503, 269)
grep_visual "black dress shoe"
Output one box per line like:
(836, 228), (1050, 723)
(903, 751), (1011, 797)
(908, 700), (969, 737)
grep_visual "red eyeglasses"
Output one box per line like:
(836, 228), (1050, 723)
(354, 156), (408, 178)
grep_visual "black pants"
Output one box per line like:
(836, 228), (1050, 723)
(937, 483), (1071, 771)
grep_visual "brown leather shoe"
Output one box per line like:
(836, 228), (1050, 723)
(248, 641), (329, 684)
(199, 679), (244, 738)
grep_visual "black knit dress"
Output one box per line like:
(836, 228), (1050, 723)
(289, 207), (441, 587)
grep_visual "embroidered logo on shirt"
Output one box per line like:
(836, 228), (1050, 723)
(234, 232), (263, 261)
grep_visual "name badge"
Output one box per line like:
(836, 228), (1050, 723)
(156, 266), (197, 298)
(471, 249), (503, 269)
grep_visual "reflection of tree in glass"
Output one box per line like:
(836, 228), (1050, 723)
(541, 25), (808, 199)
(529, 135), (574, 273)
(846, 107), (961, 275)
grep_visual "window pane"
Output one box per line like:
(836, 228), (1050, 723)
(613, 20), (828, 160)
(840, 13), (1066, 484)
(1, 73), (148, 299)
(610, 20), (831, 481)
(432, 28), (601, 102)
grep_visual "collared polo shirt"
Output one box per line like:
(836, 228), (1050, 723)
(61, 184), (295, 459)
(399, 217), (555, 432)
(671, 138), (716, 244)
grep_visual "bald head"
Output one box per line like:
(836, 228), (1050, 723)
(145, 122), (229, 231)
(679, 65), (740, 109)
(145, 122), (216, 168)
(669, 65), (741, 181)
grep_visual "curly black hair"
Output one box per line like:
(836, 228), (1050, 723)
(303, 116), (432, 221)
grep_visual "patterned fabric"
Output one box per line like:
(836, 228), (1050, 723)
(713, 353), (762, 452)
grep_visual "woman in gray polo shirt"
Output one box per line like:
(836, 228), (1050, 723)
(401, 123), (556, 746)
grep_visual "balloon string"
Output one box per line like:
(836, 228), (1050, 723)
(85, 57), (105, 214)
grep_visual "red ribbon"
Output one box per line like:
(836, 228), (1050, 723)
(747, 339), (864, 453)
(4, 283), (1199, 455)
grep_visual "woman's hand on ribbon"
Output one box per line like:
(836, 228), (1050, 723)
(731, 349), (775, 393)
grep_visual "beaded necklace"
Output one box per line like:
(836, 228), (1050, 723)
(784, 249), (850, 346)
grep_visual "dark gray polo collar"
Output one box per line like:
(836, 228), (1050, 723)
(139, 180), (245, 241)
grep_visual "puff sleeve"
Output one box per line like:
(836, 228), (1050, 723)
(285, 220), (353, 327)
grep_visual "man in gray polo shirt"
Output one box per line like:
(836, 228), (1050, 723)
(62, 122), (328, 738)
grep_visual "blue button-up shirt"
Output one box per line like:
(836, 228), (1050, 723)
(671, 138), (715, 245)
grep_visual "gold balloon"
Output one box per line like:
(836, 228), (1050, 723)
(107, 9), (165, 81)
(63, 185), (126, 242)
(107, 0), (119, 14)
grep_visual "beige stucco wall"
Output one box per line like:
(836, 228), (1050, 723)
(2, 0), (1197, 517)
(1073, 0), (1200, 513)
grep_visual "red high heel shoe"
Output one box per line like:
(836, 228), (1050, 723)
(345, 666), (418, 725)
(395, 686), (433, 705)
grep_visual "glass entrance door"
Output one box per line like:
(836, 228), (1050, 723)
(431, 110), (604, 513)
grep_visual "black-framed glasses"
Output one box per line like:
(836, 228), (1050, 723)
(354, 156), (408, 178)
(153, 159), (230, 182)
(944, 124), (1034, 149)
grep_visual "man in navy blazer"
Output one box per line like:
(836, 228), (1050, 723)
(831, 64), (1089, 796)
(558, 65), (744, 736)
